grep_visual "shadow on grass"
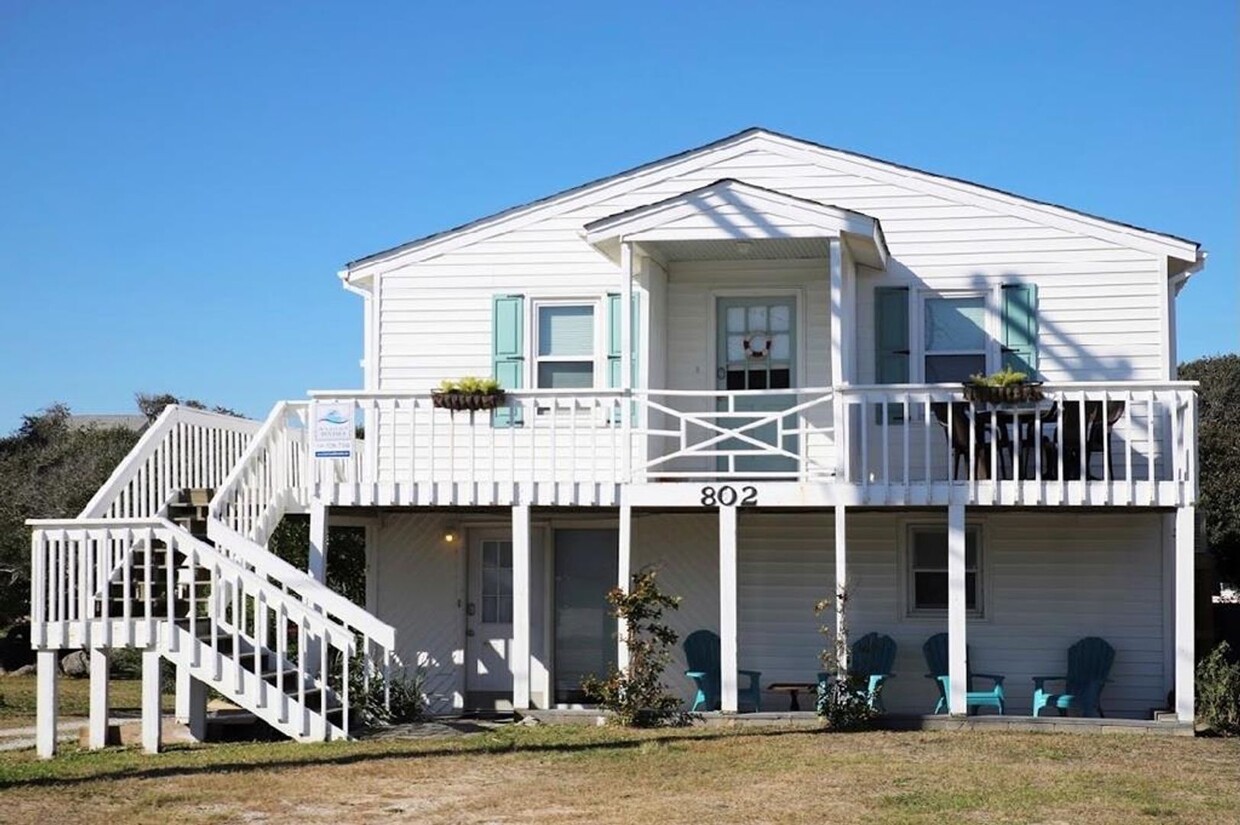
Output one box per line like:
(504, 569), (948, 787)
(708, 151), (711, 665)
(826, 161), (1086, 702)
(0, 726), (820, 790)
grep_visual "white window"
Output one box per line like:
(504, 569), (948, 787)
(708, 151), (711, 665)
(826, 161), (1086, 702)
(907, 525), (983, 616)
(922, 294), (989, 383)
(534, 303), (597, 389)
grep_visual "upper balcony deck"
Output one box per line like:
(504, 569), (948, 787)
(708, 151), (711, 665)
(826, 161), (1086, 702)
(287, 381), (1196, 510)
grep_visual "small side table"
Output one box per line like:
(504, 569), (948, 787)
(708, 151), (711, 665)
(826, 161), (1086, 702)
(767, 682), (819, 712)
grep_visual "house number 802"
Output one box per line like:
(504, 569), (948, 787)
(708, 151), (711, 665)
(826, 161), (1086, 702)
(700, 485), (758, 507)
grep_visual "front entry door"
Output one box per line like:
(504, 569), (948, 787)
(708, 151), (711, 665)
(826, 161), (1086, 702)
(717, 297), (798, 475)
(554, 529), (619, 704)
(465, 534), (514, 705)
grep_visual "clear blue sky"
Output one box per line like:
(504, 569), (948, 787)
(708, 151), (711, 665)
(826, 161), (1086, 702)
(1, 2), (1235, 430)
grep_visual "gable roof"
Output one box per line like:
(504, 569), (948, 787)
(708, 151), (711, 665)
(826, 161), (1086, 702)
(345, 127), (1202, 275)
(584, 178), (889, 269)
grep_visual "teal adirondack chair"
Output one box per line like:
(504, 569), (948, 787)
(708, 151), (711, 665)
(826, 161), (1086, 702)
(817, 632), (898, 712)
(1032, 637), (1115, 718)
(683, 630), (762, 712)
(922, 633), (1006, 715)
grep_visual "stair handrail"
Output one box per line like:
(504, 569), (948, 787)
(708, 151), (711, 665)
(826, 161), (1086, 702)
(80, 405), (260, 520)
(29, 517), (357, 651)
(207, 402), (397, 652)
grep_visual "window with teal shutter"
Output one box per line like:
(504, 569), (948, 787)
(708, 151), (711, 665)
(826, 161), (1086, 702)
(874, 286), (909, 422)
(1000, 283), (1038, 377)
(492, 294), (524, 427)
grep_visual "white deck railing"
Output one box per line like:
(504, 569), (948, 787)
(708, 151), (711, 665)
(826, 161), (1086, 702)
(836, 382), (1197, 506)
(78, 405), (260, 519)
(304, 383), (1194, 507)
(305, 388), (837, 492)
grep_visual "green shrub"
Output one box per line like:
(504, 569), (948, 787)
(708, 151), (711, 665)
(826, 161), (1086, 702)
(1197, 642), (1240, 735)
(581, 568), (690, 727)
(814, 591), (878, 731)
(351, 663), (425, 727)
(436, 376), (502, 394)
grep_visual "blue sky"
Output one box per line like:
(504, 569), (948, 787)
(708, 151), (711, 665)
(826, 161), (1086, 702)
(1, 2), (1235, 430)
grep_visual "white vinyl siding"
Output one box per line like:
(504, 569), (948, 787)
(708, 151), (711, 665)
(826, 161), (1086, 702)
(372, 140), (1170, 395)
(377, 509), (1168, 719)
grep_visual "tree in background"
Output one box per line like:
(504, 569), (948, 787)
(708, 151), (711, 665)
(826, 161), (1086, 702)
(0, 405), (138, 626)
(1180, 354), (1240, 587)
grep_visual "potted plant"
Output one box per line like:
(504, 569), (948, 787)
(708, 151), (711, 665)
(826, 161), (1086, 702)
(962, 366), (1044, 404)
(431, 376), (506, 412)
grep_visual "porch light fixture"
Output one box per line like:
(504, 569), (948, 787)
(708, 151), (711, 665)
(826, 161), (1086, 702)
(443, 526), (459, 544)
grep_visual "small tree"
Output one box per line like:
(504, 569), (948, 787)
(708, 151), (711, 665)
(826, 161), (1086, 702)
(814, 589), (877, 730)
(1197, 642), (1240, 736)
(581, 567), (688, 727)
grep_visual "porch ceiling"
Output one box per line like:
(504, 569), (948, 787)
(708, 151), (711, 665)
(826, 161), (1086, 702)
(639, 236), (829, 263)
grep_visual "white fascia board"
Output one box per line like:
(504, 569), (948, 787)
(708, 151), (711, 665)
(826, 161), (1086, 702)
(756, 132), (1200, 263)
(342, 136), (768, 281)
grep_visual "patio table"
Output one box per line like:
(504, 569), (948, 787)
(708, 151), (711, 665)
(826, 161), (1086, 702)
(767, 682), (819, 712)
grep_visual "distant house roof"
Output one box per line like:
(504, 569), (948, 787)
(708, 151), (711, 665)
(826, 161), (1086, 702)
(66, 414), (148, 432)
(344, 126), (1202, 274)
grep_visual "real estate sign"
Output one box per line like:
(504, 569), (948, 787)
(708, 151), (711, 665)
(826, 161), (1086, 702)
(312, 402), (354, 459)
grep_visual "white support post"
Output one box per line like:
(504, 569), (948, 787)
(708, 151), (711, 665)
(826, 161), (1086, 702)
(308, 498), (328, 583)
(947, 504), (968, 715)
(36, 649), (58, 759)
(142, 648), (162, 754)
(617, 499), (632, 673)
(828, 238), (844, 387)
(175, 664), (207, 741)
(89, 649), (111, 750)
(719, 506), (739, 713)
(620, 242), (634, 483)
(1175, 505), (1196, 722)
(834, 504), (848, 674)
(512, 504), (531, 710)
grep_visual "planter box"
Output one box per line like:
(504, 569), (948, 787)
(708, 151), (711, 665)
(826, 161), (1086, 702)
(961, 382), (1044, 404)
(431, 391), (506, 412)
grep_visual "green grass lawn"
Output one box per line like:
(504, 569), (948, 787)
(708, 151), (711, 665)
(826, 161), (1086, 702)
(0, 675), (175, 729)
(0, 724), (1237, 824)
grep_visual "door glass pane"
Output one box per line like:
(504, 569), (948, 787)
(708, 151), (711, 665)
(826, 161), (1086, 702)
(925, 297), (986, 351)
(537, 361), (594, 388)
(770, 369), (791, 390)
(770, 304), (791, 332)
(554, 530), (619, 704)
(480, 540), (513, 625)
(538, 305), (594, 356)
(726, 306), (746, 332)
(748, 305), (768, 331)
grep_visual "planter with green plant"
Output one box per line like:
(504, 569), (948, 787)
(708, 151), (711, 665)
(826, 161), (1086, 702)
(431, 376), (506, 412)
(962, 366), (1044, 403)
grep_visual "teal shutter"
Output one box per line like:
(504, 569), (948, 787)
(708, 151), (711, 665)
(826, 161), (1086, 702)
(492, 294), (524, 427)
(1000, 283), (1038, 378)
(874, 286), (910, 422)
(606, 293), (639, 388)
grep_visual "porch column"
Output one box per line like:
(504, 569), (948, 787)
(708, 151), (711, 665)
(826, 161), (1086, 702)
(947, 504), (968, 715)
(834, 504), (848, 673)
(142, 648), (162, 754)
(89, 648), (111, 750)
(719, 506), (739, 713)
(36, 649), (58, 759)
(512, 504), (532, 710)
(1175, 505), (1195, 722)
(617, 499), (632, 673)
(620, 242), (634, 482)
(308, 498), (328, 583)
(828, 238), (844, 386)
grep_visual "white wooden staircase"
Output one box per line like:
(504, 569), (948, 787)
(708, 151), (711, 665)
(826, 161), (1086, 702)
(28, 404), (397, 757)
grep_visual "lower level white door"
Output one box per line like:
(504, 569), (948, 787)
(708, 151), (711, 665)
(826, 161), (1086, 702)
(465, 533), (514, 704)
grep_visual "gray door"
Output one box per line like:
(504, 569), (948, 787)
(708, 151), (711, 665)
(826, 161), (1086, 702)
(553, 529), (618, 704)
(717, 297), (798, 475)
